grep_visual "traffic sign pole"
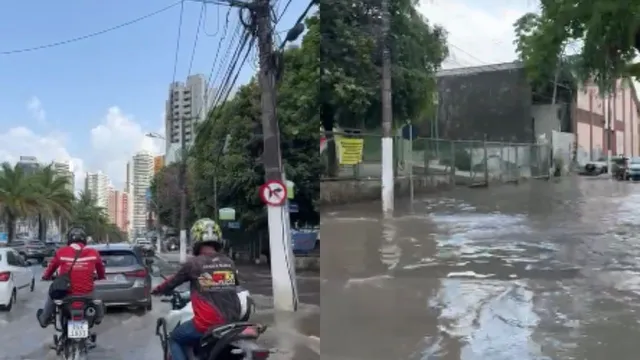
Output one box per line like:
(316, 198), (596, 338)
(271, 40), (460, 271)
(258, 179), (298, 312)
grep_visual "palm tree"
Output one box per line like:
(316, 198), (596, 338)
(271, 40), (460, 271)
(32, 164), (74, 241)
(71, 190), (111, 242)
(0, 162), (41, 242)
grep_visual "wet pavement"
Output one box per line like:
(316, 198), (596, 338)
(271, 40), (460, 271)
(321, 177), (640, 360)
(0, 261), (319, 359)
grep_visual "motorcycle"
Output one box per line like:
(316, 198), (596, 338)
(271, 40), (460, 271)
(155, 284), (270, 359)
(51, 295), (101, 360)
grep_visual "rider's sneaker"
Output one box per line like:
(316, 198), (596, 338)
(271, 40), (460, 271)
(36, 309), (48, 328)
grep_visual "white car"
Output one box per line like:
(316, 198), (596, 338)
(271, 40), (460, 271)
(0, 247), (35, 311)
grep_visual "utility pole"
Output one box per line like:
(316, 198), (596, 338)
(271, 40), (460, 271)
(254, 0), (298, 312)
(178, 115), (188, 263)
(380, 0), (394, 215)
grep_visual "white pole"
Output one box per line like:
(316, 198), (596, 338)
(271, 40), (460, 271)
(267, 200), (298, 311)
(606, 95), (612, 179)
(179, 229), (187, 263)
(408, 123), (414, 202)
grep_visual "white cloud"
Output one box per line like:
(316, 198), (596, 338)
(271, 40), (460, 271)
(418, 0), (539, 68)
(0, 102), (165, 194)
(89, 107), (163, 188)
(0, 127), (85, 192)
(27, 96), (46, 124)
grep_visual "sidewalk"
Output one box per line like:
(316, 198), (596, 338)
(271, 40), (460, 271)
(153, 253), (320, 359)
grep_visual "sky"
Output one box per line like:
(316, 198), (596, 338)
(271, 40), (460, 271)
(0, 0), (307, 192)
(0, 0), (535, 193)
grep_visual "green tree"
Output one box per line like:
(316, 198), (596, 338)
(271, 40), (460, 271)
(514, 1), (640, 92)
(70, 190), (112, 242)
(0, 163), (42, 242)
(319, 0), (448, 175)
(32, 164), (74, 241)
(149, 162), (196, 229)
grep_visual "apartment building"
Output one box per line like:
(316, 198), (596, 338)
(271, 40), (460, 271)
(52, 160), (74, 193)
(84, 171), (110, 208)
(154, 155), (165, 174)
(108, 189), (130, 233)
(165, 74), (212, 164)
(17, 156), (39, 175)
(575, 79), (640, 162)
(131, 151), (154, 234)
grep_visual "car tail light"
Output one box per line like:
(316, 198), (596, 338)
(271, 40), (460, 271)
(0, 272), (10, 282)
(252, 350), (270, 359)
(125, 269), (147, 278)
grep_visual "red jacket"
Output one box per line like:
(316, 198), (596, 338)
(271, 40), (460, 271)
(42, 243), (106, 295)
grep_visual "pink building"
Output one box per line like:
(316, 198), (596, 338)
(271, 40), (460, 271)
(108, 190), (130, 233)
(575, 79), (640, 161)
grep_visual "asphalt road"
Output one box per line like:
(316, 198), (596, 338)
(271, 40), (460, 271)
(322, 176), (640, 360)
(0, 263), (319, 360)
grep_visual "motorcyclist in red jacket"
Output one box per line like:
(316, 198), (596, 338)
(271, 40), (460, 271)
(37, 227), (106, 328)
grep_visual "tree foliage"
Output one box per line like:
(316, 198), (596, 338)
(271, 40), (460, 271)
(514, 1), (640, 92)
(149, 162), (197, 229)
(0, 163), (124, 243)
(187, 24), (321, 231)
(319, 0), (448, 130)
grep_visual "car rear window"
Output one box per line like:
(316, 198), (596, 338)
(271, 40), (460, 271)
(99, 250), (140, 267)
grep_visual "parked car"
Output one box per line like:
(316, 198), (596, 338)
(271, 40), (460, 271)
(624, 157), (640, 180)
(582, 158), (609, 175)
(90, 243), (153, 312)
(9, 239), (47, 264)
(0, 247), (35, 311)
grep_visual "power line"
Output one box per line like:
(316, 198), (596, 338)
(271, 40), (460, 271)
(187, 2), (207, 76)
(0, 1), (184, 55)
(276, 0), (293, 24)
(171, 0), (187, 84)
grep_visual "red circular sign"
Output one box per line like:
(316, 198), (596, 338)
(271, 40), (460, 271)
(259, 180), (287, 206)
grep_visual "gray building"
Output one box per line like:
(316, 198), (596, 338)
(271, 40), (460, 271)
(17, 156), (40, 175)
(164, 74), (213, 164)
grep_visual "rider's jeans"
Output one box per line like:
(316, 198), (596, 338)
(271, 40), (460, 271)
(39, 294), (104, 327)
(169, 320), (203, 360)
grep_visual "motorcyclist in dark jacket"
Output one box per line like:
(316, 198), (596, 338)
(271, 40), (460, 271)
(151, 218), (241, 360)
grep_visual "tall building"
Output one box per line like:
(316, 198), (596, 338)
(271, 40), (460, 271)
(52, 160), (74, 193)
(164, 74), (212, 164)
(154, 155), (165, 174)
(108, 189), (130, 233)
(131, 151), (154, 234)
(84, 171), (110, 208)
(17, 156), (39, 175)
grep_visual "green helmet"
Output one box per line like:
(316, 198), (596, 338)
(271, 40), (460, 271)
(191, 218), (224, 254)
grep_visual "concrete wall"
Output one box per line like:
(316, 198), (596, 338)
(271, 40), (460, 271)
(320, 175), (452, 206)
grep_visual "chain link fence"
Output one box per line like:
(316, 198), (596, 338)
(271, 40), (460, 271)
(321, 130), (552, 185)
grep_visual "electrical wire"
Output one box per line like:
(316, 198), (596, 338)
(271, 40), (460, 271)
(171, 0), (187, 84)
(0, 1), (184, 55)
(187, 2), (207, 76)
(276, 0), (293, 24)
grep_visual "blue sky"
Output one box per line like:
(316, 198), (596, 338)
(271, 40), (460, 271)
(0, 0), (312, 191)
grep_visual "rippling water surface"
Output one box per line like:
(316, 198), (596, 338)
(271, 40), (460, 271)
(321, 178), (640, 360)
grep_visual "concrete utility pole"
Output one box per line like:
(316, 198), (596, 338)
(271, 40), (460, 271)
(254, 0), (298, 312)
(178, 116), (188, 263)
(380, 0), (394, 215)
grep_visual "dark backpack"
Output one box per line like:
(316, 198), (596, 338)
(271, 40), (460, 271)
(48, 249), (81, 300)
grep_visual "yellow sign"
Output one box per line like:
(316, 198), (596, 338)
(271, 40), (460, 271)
(338, 138), (364, 165)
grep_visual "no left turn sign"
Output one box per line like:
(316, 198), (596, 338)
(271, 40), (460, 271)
(259, 180), (288, 206)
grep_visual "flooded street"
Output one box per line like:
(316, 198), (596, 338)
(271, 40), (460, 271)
(321, 177), (640, 360)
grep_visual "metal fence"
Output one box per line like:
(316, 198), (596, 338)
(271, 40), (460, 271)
(321, 131), (552, 185)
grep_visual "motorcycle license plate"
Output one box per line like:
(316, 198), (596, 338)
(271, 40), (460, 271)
(67, 321), (89, 339)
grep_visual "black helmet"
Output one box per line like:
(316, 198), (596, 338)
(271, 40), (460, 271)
(67, 227), (88, 245)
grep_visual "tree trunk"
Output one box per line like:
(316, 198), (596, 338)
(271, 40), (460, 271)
(7, 215), (15, 244)
(322, 103), (339, 177)
(38, 214), (46, 242)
